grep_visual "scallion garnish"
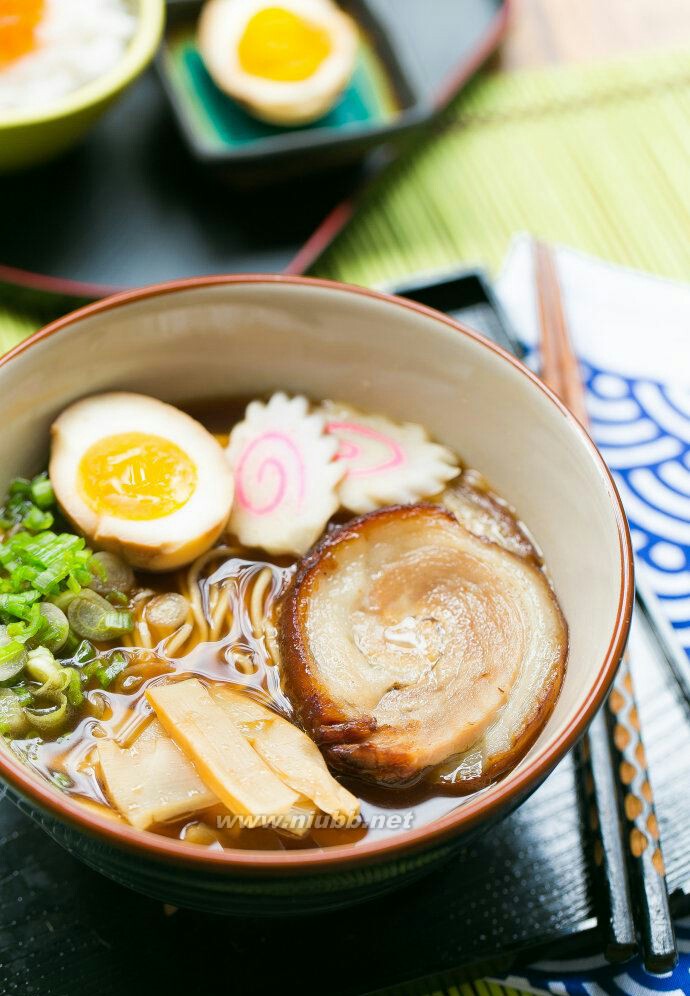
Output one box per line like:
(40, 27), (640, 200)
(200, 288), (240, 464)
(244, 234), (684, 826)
(30, 474), (54, 510)
(67, 589), (132, 642)
(83, 649), (128, 690)
(0, 474), (136, 736)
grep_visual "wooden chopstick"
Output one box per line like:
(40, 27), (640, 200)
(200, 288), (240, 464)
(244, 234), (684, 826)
(533, 239), (677, 973)
(534, 238), (635, 962)
(635, 572), (690, 708)
(533, 241), (588, 426)
(579, 713), (637, 961)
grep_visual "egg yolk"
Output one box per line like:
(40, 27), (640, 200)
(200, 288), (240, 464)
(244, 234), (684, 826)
(238, 7), (331, 82)
(78, 433), (197, 521)
(0, 0), (44, 66)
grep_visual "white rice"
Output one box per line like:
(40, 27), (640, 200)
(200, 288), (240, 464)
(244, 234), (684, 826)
(0, 0), (137, 113)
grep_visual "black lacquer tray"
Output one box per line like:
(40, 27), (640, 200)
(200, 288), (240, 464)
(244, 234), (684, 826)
(0, 272), (688, 996)
(0, 0), (507, 294)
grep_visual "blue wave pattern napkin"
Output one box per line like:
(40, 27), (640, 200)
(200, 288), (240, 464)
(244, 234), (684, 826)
(495, 238), (690, 993)
(498, 237), (690, 665)
(589, 368), (690, 654)
(493, 917), (690, 995)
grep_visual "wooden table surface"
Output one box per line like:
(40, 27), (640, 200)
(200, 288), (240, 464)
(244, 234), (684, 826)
(498, 0), (690, 67)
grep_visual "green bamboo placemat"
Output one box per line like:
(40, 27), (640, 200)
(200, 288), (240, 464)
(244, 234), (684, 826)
(0, 282), (91, 354)
(0, 295), (47, 353)
(311, 47), (690, 286)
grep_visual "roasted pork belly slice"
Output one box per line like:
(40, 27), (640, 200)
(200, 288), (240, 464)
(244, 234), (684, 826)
(278, 504), (567, 785)
(439, 472), (541, 565)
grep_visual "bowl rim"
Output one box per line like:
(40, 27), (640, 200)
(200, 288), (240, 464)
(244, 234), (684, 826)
(0, 273), (634, 874)
(0, 0), (165, 131)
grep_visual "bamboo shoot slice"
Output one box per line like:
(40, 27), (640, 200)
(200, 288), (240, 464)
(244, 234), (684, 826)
(146, 678), (300, 818)
(98, 718), (217, 830)
(210, 686), (360, 821)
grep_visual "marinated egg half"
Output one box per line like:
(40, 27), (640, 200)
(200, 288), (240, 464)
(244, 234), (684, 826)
(198, 0), (358, 125)
(50, 394), (235, 572)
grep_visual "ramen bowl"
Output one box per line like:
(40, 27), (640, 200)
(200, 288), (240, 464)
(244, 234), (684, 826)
(0, 275), (633, 915)
(0, 0), (164, 172)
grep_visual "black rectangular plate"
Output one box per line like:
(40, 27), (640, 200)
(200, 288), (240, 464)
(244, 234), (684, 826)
(390, 267), (524, 357)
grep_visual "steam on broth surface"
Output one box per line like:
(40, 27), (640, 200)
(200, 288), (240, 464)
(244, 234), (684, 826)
(0, 393), (567, 851)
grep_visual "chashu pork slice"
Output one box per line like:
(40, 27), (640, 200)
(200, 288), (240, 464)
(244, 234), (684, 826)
(439, 472), (541, 565)
(278, 504), (567, 785)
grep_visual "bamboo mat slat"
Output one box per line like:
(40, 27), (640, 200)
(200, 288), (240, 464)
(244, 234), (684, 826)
(313, 47), (690, 286)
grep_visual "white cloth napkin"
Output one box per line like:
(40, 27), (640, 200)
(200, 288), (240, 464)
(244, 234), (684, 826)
(496, 235), (690, 657)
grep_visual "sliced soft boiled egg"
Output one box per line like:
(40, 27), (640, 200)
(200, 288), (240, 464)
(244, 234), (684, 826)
(50, 394), (235, 572)
(198, 0), (358, 126)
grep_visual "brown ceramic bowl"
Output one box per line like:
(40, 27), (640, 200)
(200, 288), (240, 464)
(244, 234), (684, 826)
(0, 275), (633, 915)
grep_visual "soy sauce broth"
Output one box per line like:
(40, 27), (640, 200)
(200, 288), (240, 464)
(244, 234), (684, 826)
(9, 398), (540, 851)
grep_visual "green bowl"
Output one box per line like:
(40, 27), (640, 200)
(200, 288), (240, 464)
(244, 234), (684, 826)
(0, 0), (165, 173)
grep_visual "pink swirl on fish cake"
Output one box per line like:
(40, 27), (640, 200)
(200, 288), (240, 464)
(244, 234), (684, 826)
(235, 432), (306, 515)
(327, 421), (405, 478)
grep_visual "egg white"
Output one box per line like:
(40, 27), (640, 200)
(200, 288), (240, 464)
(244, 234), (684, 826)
(50, 393), (235, 572)
(198, 0), (358, 126)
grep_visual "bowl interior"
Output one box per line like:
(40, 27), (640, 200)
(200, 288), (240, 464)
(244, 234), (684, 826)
(0, 278), (629, 855)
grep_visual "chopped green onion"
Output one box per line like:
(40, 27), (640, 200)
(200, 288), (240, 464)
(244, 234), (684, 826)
(8, 478), (30, 497)
(72, 639), (96, 665)
(0, 590), (41, 621)
(63, 667), (83, 707)
(30, 475), (54, 510)
(7, 604), (43, 643)
(31, 603), (69, 653)
(106, 590), (128, 606)
(26, 646), (65, 690)
(24, 692), (68, 733)
(104, 650), (127, 683)
(22, 506), (54, 533)
(88, 552), (135, 596)
(0, 638), (23, 662)
(0, 474), (140, 740)
(8, 564), (38, 587)
(50, 591), (76, 614)
(0, 640), (27, 685)
(10, 685), (33, 706)
(0, 688), (29, 737)
(84, 650), (128, 690)
(103, 608), (133, 633)
(68, 590), (132, 642)
(0, 474), (59, 534)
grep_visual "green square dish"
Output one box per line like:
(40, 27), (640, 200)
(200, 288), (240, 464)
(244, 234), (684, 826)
(157, 0), (422, 177)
